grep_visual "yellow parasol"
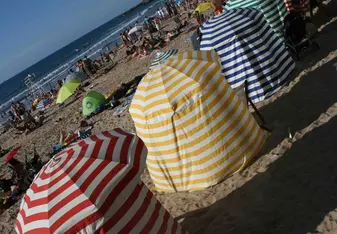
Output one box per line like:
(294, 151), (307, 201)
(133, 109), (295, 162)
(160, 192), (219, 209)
(129, 50), (267, 192)
(194, 2), (215, 13)
(56, 79), (81, 104)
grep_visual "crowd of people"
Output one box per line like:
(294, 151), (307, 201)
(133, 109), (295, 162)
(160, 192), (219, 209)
(8, 101), (41, 132)
(119, 1), (181, 48)
(157, 1), (179, 19)
(74, 52), (115, 78)
(121, 0), (193, 61)
(1, 0), (208, 136)
(0, 0), (225, 212)
(2, 50), (117, 135)
(120, 25), (143, 47)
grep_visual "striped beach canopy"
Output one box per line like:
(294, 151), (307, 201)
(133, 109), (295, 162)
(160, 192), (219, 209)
(130, 50), (267, 192)
(200, 8), (295, 104)
(149, 49), (178, 69)
(36, 98), (53, 110)
(224, 0), (289, 36)
(16, 129), (185, 234)
(56, 79), (81, 104)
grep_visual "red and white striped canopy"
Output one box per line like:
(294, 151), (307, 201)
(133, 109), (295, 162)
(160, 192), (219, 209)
(16, 129), (185, 234)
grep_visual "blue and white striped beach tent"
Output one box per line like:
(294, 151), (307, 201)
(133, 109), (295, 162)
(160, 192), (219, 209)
(200, 8), (295, 103)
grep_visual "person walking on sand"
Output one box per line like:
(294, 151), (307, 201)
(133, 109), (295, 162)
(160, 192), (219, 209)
(16, 101), (36, 129)
(144, 16), (154, 40)
(156, 8), (162, 19)
(124, 30), (132, 44)
(57, 80), (63, 89)
(160, 7), (166, 19)
(129, 27), (137, 42)
(170, 1), (179, 15)
(120, 33), (128, 46)
(79, 59), (93, 77)
(153, 17), (163, 37)
(165, 2), (173, 17)
(84, 55), (96, 74)
(11, 103), (20, 121)
(124, 29), (133, 44)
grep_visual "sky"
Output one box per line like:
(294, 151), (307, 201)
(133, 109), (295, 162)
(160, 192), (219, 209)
(0, 0), (141, 83)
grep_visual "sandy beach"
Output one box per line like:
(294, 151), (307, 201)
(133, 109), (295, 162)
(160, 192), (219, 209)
(1, 1), (337, 233)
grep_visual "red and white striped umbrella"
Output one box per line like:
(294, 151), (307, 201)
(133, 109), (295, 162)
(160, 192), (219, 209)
(16, 129), (185, 234)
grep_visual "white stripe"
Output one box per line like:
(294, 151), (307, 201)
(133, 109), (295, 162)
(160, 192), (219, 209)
(153, 129), (265, 191)
(146, 109), (256, 172)
(144, 94), (247, 156)
(55, 204), (98, 233)
(18, 129), (154, 233)
(200, 9), (294, 103)
(133, 76), (230, 135)
(101, 172), (144, 221)
(129, 192), (157, 234)
(148, 199), (169, 234)
(105, 184), (148, 233)
(148, 119), (260, 181)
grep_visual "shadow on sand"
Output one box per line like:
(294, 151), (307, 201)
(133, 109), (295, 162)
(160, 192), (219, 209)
(180, 11), (337, 234)
(248, 2), (337, 155)
(282, 1), (337, 81)
(181, 115), (337, 234)
(259, 56), (337, 155)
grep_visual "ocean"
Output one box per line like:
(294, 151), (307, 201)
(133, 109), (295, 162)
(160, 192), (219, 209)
(0, 0), (161, 118)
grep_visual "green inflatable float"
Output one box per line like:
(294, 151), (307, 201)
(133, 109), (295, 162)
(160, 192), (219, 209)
(82, 91), (107, 117)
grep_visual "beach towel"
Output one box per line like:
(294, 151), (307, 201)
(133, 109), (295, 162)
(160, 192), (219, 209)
(200, 8), (295, 103)
(52, 129), (92, 154)
(4, 146), (22, 164)
(112, 95), (134, 116)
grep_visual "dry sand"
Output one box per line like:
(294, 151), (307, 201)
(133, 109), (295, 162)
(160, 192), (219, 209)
(1, 2), (337, 233)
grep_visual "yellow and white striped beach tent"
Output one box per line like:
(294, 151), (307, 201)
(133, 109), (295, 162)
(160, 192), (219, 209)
(130, 50), (266, 192)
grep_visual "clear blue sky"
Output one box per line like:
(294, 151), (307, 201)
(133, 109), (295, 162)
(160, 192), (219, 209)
(0, 0), (141, 83)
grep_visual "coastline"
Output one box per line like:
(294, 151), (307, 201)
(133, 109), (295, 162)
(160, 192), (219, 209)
(0, 14), (195, 233)
(0, 0), (160, 115)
